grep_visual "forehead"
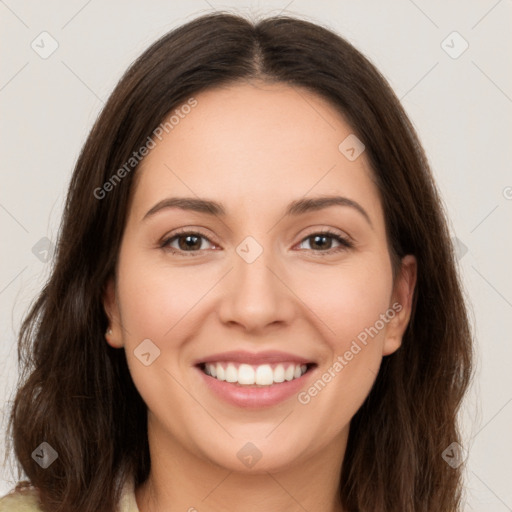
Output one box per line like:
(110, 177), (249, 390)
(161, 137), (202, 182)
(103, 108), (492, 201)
(130, 81), (383, 227)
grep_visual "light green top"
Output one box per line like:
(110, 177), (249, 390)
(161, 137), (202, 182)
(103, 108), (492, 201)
(0, 476), (139, 512)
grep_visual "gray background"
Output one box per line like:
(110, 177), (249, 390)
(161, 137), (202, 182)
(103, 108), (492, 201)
(1, 1), (511, 510)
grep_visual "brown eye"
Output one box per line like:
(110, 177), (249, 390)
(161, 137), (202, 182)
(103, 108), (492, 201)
(298, 231), (353, 254)
(161, 231), (215, 256)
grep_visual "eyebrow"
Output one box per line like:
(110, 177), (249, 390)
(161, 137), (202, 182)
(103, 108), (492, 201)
(142, 195), (372, 227)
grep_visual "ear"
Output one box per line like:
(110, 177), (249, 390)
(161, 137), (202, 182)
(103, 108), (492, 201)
(382, 254), (417, 356)
(102, 276), (124, 348)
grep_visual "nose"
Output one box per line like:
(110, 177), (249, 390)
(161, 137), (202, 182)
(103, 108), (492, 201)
(217, 244), (296, 334)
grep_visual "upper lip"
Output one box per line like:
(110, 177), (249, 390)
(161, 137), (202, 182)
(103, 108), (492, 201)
(194, 350), (314, 366)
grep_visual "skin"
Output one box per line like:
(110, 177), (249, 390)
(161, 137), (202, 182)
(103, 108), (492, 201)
(103, 80), (417, 512)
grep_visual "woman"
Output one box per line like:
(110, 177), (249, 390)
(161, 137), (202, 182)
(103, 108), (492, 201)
(1, 11), (473, 512)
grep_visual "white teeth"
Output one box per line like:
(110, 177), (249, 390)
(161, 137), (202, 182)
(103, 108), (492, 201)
(238, 364), (255, 385)
(284, 365), (295, 381)
(273, 364), (285, 383)
(255, 364), (274, 385)
(225, 363), (237, 383)
(203, 362), (309, 386)
(216, 364), (225, 381)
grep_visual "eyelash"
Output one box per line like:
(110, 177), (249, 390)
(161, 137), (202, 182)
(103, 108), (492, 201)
(160, 228), (354, 257)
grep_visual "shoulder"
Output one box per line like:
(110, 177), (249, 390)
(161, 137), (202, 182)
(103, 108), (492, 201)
(0, 487), (43, 511)
(0, 477), (138, 512)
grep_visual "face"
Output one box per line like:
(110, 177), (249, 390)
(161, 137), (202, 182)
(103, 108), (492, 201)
(103, 81), (416, 473)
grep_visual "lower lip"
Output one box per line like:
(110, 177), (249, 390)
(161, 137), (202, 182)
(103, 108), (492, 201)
(196, 366), (315, 408)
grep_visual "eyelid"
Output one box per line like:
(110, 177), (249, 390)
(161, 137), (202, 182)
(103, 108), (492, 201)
(160, 227), (218, 252)
(298, 226), (353, 243)
(294, 227), (354, 253)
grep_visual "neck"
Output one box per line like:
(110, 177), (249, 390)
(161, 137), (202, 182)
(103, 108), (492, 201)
(135, 418), (349, 512)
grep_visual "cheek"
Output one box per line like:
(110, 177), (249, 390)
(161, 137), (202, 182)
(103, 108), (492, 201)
(116, 255), (208, 338)
(114, 261), (195, 418)
(293, 256), (394, 435)
(113, 254), (200, 385)
(298, 255), (394, 348)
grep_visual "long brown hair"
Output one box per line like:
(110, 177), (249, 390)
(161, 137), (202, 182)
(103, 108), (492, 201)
(4, 12), (473, 512)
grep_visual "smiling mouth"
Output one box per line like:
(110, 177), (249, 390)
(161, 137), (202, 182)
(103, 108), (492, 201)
(198, 362), (316, 387)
